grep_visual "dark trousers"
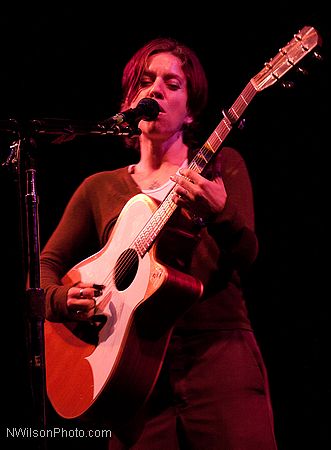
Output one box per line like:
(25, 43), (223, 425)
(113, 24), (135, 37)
(109, 329), (278, 450)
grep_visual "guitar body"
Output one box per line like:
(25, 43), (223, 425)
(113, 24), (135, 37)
(45, 193), (203, 424)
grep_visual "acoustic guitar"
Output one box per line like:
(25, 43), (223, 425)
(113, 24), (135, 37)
(44, 26), (321, 426)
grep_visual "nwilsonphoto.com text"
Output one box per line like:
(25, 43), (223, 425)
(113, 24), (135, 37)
(5, 426), (112, 439)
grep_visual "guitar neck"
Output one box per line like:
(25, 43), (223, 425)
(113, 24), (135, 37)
(189, 80), (257, 174)
(133, 80), (258, 257)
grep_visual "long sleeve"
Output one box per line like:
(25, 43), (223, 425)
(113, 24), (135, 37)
(175, 146), (258, 331)
(40, 178), (100, 320)
(207, 146), (258, 273)
(40, 167), (140, 321)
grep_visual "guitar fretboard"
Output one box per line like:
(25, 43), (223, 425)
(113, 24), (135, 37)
(133, 80), (258, 257)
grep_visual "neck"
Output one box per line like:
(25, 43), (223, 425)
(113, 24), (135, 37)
(130, 132), (188, 190)
(137, 131), (188, 173)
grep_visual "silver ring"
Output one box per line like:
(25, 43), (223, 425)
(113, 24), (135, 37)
(79, 288), (84, 299)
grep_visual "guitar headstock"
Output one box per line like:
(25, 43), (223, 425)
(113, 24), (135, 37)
(252, 26), (322, 91)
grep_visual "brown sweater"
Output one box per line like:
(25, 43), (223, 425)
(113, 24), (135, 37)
(40, 146), (258, 331)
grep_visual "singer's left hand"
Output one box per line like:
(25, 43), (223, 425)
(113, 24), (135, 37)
(170, 168), (227, 223)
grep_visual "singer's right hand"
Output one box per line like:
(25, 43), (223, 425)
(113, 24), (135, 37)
(67, 283), (103, 320)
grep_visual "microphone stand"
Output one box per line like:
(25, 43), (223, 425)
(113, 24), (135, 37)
(1, 117), (141, 449)
(2, 133), (47, 450)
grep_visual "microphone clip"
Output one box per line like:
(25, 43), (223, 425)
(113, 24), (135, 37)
(97, 122), (142, 137)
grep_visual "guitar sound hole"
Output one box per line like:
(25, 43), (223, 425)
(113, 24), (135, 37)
(114, 248), (139, 291)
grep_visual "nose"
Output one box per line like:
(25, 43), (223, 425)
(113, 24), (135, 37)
(148, 79), (164, 100)
(149, 90), (163, 100)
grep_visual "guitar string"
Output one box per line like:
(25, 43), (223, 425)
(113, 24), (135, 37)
(97, 82), (257, 302)
(96, 129), (224, 300)
(97, 82), (257, 298)
(98, 23), (323, 303)
(94, 26), (322, 302)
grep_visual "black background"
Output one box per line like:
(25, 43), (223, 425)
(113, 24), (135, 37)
(0, 4), (329, 450)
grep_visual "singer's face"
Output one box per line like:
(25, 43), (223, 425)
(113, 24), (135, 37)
(130, 52), (193, 139)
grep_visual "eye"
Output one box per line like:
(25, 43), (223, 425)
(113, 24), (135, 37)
(167, 82), (180, 91)
(140, 77), (153, 87)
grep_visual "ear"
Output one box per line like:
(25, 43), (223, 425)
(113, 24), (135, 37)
(184, 113), (193, 125)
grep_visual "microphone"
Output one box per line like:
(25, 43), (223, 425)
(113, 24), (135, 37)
(100, 98), (160, 128)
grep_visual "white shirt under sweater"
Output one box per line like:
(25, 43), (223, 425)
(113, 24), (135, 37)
(128, 159), (188, 202)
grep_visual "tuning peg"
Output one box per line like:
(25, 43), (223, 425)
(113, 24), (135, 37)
(296, 66), (309, 76)
(280, 81), (295, 89)
(313, 51), (323, 61)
